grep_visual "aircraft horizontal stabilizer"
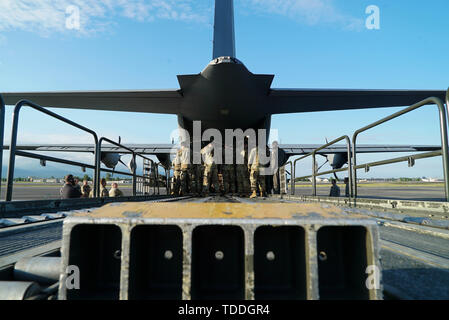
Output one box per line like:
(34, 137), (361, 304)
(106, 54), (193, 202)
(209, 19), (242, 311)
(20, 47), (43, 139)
(2, 90), (182, 114)
(268, 89), (447, 114)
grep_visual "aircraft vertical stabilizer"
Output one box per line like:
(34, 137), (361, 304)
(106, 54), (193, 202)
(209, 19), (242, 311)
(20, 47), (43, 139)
(213, 0), (236, 59)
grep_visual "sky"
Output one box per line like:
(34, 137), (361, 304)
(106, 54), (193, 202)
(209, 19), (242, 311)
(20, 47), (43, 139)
(0, 0), (449, 179)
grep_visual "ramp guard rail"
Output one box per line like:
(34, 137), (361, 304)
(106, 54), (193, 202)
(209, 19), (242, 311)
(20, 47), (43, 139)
(5, 100), (100, 201)
(352, 97), (449, 201)
(290, 93), (449, 202)
(292, 136), (353, 197)
(295, 151), (442, 181)
(3, 100), (165, 201)
(98, 137), (159, 197)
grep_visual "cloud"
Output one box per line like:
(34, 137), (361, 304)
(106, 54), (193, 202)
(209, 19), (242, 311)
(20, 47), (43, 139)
(0, 0), (363, 37)
(0, 0), (207, 36)
(241, 0), (363, 30)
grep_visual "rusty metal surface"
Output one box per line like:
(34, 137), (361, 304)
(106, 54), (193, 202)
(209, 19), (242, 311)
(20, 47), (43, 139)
(73, 201), (371, 221)
(276, 194), (449, 229)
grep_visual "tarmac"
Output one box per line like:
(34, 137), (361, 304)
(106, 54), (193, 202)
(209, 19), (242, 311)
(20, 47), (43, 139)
(0, 182), (446, 202)
(294, 183), (446, 202)
(0, 188), (448, 299)
(0, 183), (158, 201)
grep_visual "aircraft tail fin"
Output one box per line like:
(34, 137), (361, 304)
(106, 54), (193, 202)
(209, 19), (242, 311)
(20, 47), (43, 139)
(213, 0), (236, 59)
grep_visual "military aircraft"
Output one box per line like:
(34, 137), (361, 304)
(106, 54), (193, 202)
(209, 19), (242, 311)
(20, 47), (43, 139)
(1, 0), (445, 171)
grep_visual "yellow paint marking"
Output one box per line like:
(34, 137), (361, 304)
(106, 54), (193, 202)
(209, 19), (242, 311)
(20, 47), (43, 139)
(74, 202), (369, 220)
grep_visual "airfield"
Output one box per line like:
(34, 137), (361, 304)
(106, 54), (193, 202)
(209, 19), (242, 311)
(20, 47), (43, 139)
(294, 181), (446, 202)
(0, 181), (445, 202)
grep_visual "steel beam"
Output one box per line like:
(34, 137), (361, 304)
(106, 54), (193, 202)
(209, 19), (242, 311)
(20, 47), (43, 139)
(58, 202), (382, 300)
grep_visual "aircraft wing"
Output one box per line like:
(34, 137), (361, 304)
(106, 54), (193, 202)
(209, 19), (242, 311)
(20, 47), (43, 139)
(268, 89), (447, 114)
(2, 144), (177, 154)
(279, 144), (442, 156)
(1, 90), (182, 114)
(4, 143), (441, 155)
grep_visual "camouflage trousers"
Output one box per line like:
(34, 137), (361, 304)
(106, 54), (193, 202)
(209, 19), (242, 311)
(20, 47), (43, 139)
(180, 167), (189, 195)
(250, 168), (266, 193)
(172, 169), (181, 195)
(236, 164), (250, 194)
(203, 163), (219, 194)
(189, 164), (203, 194)
(222, 164), (236, 194)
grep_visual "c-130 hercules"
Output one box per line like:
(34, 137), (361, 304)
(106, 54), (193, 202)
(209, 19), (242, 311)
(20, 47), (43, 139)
(2, 0), (445, 169)
(2, 0), (449, 302)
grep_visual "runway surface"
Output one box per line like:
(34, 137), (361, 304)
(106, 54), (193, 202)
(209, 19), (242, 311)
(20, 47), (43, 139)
(0, 184), (449, 299)
(0, 183), (165, 201)
(0, 182), (446, 202)
(293, 183), (446, 202)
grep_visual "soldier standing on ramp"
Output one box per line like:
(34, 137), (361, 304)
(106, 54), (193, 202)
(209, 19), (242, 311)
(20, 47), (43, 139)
(236, 138), (250, 197)
(222, 143), (236, 195)
(180, 141), (190, 196)
(171, 147), (182, 196)
(248, 144), (267, 199)
(201, 140), (220, 196)
(189, 145), (203, 196)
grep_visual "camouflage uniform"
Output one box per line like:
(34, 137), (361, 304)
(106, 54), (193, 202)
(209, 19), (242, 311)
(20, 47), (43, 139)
(81, 184), (91, 198)
(201, 143), (219, 194)
(222, 164), (236, 194)
(89, 185), (109, 198)
(171, 150), (182, 196)
(189, 164), (203, 195)
(109, 187), (124, 197)
(248, 146), (266, 198)
(236, 148), (250, 196)
(180, 144), (190, 195)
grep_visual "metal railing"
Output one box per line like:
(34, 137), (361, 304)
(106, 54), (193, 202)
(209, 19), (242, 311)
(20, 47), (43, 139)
(140, 158), (156, 196)
(352, 97), (449, 201)
(292, 136), (353, 197)
(0, 95), (5, 196)
(5, 100), (100, 201)
(97, 137), (151, 197)
(156, 162), (162, 195)
(282, 161), (293, 194)
(2, 99), (167, 201)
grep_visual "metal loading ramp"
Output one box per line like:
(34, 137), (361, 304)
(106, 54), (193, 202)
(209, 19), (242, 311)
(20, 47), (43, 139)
(58, 200), (382, 300)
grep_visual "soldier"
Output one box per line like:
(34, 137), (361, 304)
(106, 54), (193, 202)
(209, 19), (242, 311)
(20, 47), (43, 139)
(171, 148), (182, 196)
(89, 178), (109, 198)
(201, 141), (219, 196)
(271, 141), (281, 195)
(248, 144), (267, 199)
(180, 141), (190, 195)
(222, 143), (236, 195)
(61, 174), (82, 199)
(109, 182), (124, 197)
(81, 179), (91, 198)
(236, 139), (250, 197)
(189, 146), (203, 196)
(329, 178), (341, 197)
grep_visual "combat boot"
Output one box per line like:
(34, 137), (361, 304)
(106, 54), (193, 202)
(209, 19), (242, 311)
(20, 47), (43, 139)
(249, 190), (257, 199)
